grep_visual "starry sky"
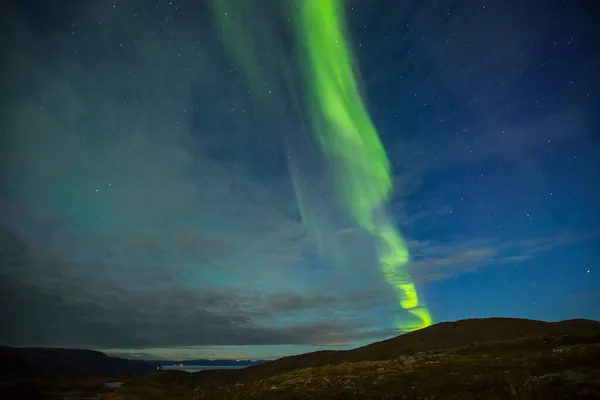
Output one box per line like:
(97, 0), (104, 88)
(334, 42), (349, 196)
(1, 0), (598, 361)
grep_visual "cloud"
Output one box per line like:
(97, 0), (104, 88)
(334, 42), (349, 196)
(0, 227), (391, 349)
(0, 1), (385, 351)
(1, 0), (327, 286)
(569, 291), (600, 299)
(1, 0), (419, 355)
(409, 231), (598, 282)
(0, 271), (387, 349)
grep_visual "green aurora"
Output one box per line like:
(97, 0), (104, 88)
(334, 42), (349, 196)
(213, 0), (432, 332)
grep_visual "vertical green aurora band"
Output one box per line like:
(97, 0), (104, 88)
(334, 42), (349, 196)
(295, 0), (431, 331)
(213, 0), (432, 331)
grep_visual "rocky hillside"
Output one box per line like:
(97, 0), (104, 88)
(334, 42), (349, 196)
(234, 317), (600, 383)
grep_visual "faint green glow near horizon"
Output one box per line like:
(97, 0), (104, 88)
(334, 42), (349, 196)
(213, 0), (432, 332)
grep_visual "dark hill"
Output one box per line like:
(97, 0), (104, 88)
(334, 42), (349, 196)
(0, 346), (158, 378)
(235, 317), (600, 383)
(349, 317), (600, 360)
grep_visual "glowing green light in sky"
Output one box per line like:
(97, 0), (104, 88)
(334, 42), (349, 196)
(294, 0), (431, 331)
(213, 0), (432, 331)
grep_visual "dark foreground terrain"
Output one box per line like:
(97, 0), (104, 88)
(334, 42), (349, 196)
(2, 317), (600, 399)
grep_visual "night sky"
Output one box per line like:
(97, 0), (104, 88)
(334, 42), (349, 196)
(1, 0), (598, 361)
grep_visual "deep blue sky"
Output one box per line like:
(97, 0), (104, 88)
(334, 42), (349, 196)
(1, 0), (598, 360)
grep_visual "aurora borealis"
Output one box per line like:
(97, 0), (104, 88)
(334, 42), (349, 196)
(1, 0), (598, 361)
(294, 0), (430, 331)
(214, 0), (431, 331)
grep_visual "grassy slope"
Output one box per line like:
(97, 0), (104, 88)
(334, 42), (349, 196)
(235, 318), (600, 382)
(7, 318), (600, 399)
(107, 318), (600, 399)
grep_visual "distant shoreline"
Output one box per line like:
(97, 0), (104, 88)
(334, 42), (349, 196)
(160, 365), (246, 372)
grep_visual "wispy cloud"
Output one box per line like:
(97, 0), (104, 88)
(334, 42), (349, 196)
(569, 291), (600, 299)
(0, 227), (393, 349)
(0, 1), (398, 353)
(409, 231), (598, 282)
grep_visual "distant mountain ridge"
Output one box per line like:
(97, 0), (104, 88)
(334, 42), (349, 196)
(0, 346), (159, 378)
(160, 359), (267, 367)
